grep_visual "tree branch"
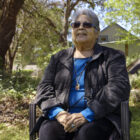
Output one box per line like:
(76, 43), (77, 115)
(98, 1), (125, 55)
(70, 0), (81, 12)
(22, 2), (61, 37)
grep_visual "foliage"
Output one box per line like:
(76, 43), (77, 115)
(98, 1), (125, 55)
(126, 53), (140, 67)
(104, 0), (140, 38)
(0, 70), (40, 100)
(129, 72), (140, 89)
(127, 54), (140, 103)
(14, 0), (64, 67)
(36, 45), (69, 70)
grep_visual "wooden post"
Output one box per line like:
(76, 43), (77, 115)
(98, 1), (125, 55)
(125, 43), (128, 56)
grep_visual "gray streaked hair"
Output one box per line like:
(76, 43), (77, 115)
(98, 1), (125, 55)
(71, 9), (100, 31)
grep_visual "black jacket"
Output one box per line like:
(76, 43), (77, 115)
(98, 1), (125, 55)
(35, 43), (130, 137)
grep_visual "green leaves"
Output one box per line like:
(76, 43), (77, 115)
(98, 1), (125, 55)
(104, 0), (140, 38)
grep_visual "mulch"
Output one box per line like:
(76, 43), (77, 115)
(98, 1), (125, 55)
(0, 97), (30, 125)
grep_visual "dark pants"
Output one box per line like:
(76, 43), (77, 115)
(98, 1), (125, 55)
(39, 118), (114, 140)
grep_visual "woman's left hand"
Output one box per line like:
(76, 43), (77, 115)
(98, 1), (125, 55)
(64, 113), (88, 133)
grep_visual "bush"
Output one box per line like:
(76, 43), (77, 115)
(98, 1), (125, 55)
(0, 70), (40, 99)
(129, 71), (140, 104)
(129, 71), (140, 89)
(126, 53), (140, 67)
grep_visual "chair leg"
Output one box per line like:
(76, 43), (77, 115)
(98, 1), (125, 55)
(29, 103), (36, 140)
(121, 101), (130, 140)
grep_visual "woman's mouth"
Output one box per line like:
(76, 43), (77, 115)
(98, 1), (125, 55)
(77, 33), (87, 36)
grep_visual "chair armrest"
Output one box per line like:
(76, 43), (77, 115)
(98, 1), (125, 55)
(121, 100), (130, 140)
(29, 102), (36, 140)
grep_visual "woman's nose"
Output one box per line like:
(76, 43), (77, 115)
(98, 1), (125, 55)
(79, 23), (84, 29)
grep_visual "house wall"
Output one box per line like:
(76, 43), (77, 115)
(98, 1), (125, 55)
(99, 24), (127, 42)
(99, 40), (140, 57)
(98, 24), (140, 57)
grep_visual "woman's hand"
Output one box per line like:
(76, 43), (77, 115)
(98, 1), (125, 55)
(55, 111), (70, 127)
(64, 113), (88, 133)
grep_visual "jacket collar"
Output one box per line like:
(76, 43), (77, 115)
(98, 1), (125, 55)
(91, 43), (103, 61)
(59, 47), (74, 71)
(59, 43), (103, 70)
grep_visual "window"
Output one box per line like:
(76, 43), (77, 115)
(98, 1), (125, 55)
(99, 35), (108, 42)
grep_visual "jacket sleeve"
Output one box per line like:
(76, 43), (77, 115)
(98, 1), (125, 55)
(35, 55), (61, 113)
(88, 51), (130, 119)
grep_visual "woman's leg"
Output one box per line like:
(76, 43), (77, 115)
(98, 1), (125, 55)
(73, 118), (114, 140)
(39, 120), (67, 140)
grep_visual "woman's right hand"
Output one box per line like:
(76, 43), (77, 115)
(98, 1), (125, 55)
(55, 111), (70, 127)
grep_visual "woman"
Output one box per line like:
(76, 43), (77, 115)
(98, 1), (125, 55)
(35, 9), (130, 140)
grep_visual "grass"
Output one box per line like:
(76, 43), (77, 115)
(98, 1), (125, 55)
(0, 123), (29, 140)
(130, 102), (140, 140)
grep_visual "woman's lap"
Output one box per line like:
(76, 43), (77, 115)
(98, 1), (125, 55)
(73, 118), (114, 140)
(39, 118), (114, 140)
(39, 120), (67, 140)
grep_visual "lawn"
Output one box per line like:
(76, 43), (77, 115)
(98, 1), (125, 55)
(130, 102), (140, 140)
(0, 123), (29, 140)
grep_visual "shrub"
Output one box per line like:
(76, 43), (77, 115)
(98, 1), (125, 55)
(129, 71), (140, 104)
(129, 71), (140, 89)
(126, 53), (140, 67)
(0, 70), (40, 100)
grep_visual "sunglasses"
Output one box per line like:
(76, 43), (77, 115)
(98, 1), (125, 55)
(71, 21), (95, 28)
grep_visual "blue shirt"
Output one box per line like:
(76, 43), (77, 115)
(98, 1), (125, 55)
(48, 57), (94, 122)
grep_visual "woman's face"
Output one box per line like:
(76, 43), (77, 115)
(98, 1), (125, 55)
(72, 15), (99, 47)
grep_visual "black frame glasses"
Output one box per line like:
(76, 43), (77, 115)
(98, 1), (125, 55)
(71, 21), (95, 29)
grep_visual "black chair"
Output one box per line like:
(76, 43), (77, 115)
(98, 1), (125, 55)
(29, 100), (130, 140)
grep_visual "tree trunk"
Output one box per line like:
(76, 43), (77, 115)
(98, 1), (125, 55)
(62, 0), (71, 46)
(5, 46), (16, 74)
(0, 0), (24, 76)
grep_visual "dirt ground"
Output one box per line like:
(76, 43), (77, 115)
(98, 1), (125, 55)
(0, 97), (30, 125)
